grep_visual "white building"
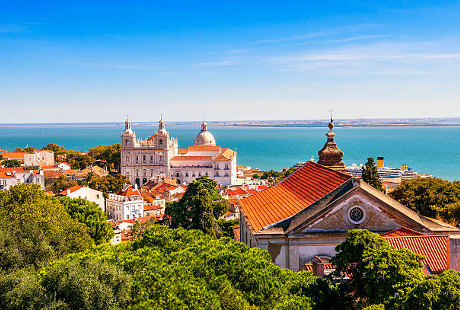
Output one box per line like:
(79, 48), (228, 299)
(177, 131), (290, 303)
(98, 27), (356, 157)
(106, 185), (144, 221)
(58, 185), (105, 211)
(120, 117), (237, 186)
(0, 167), (45, 190)
(24, 150), (55, 167)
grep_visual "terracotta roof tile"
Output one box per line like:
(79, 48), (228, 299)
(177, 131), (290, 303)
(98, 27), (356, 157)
(385, 235), (449, 274)
(116, 186), (141, 197)
(233, 225), (240, 241)
(44, 170), (63, 178)
(170, 156), (213, 161)
(59, 185), (84, 195)
(381, 227), (424, 237)
(240, 161), (351, 232)
(1, 152), (26, 160)
(0, 167), (28, 177)
(187, 145), (221, 152)
(227, 188), (247, 196)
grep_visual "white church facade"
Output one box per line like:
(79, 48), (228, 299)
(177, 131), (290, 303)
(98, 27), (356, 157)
(120, 117), (237, 186)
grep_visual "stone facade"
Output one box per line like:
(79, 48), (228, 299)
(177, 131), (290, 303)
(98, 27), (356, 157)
(120, 117), (237, 186)
(120, 117), (178, 186)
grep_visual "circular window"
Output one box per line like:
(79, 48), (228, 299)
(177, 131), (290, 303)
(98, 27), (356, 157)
(348, 206), (365, 224)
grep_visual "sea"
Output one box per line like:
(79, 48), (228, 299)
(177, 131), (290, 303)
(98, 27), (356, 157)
(0, 123), (459, 181)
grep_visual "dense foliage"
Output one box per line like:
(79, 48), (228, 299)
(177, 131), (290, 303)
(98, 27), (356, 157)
(216, 219), (240, 238)
(1, 159), (22, 167)
(361, 157), (383, 191)
(0, 260), (131, 310)
(260, 169), (282, 183)
(0, 184), (94, 272)
(53, 174), (78, 193)
(87, 174), (130, 197)
(56, 196), (114, 244)
(390, 177), (460, 225)
(331, 229), (424, 308)
(166, 176), (228, 237)
(88, 144), (121, 171)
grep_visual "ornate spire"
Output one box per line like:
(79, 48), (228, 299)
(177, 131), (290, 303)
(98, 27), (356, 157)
(124, 115), (132, 133)
(317, 115), (346, 170)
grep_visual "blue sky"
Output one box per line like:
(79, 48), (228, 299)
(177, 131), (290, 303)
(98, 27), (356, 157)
(1, 1), (460, 123)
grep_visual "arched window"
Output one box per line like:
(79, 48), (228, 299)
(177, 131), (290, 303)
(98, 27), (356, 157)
(159, 139), (163, 145)
(126, 139), (129, 146)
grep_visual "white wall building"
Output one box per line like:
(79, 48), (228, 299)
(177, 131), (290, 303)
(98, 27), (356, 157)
(120, 118), (237, 186)
(24, 150), (55, 167)
(106, 185), (144, 221)
(0, 167), (45, 190)
(59, 185), (105, 211)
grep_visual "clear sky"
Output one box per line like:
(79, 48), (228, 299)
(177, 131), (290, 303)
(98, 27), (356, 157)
(1, 1), (460, 123)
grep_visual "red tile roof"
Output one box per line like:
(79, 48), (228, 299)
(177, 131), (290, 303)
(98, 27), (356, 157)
(187, 145), (221, 152)
(227, 188), (247, 196)
(1, 152), (26, 160)
(381, 227), (424, 237)
(59, 185), (83, 195)
(304, 263), (336, 272)
(116, 186), (141, 197)
(170, 156), (213, 161)
(385, 235), (449, 274)
(44, 170), (64, 178)
(240, 161), (351, 232)
(0, 167), (27, 177)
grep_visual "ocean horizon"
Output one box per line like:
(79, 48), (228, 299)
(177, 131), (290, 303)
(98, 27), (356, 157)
(1, 123), (459, 181)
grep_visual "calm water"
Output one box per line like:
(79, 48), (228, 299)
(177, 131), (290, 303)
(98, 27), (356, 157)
(0, 124), (459, 180)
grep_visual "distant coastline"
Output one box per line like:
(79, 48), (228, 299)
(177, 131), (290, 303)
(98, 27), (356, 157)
(1, 117), (460, 129)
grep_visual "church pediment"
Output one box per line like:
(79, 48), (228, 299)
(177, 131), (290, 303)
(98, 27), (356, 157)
(283, 181), (458, 235)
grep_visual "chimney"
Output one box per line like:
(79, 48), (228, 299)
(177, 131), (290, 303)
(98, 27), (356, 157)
(377, 157), (384, 168)
(66, 189), (71, 196)
(450, 235), (460, 271)
(311, 256), (325, 277)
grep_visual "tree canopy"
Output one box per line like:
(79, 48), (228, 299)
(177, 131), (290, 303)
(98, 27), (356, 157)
(331, 229), (424, 308)
(87, 174), (130, 197)
(56, 196), (114, 244)
(362, 157), (383, 191)
(166, 176), (228, 237)
(1, 159), (22, 168)
(390, 177), (460, 225)
(0, 184), (94, 272)
(88, 144), (121, 171)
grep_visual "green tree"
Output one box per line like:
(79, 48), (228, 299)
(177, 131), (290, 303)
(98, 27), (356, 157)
(1, 159), (21, 167)
(261, 169), (282, 184)
(390, 177), (460, 223)
(166, 176), (228, 237)
(362, 158), (383, 191)
(42, 143), (68, 159)
(88, 174), (130, 197)
(0, 260), (131, 310)
(53, 175), (78, 193)
(393, 269), (460, 310)
(284, 167), (297, 178)
(56, 197), (114, 244)
(330, 229), (424, 308)
(216, 219), (239, 238)
(88, 144), (121, 171)
(0, 184), (93, 272)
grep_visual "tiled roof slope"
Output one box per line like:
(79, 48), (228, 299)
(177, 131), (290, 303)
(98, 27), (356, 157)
(59, 185), (83, 195)
(385, 235), (449, 274)
(240, 161), (351, 232)
(381, 227), (424, 237)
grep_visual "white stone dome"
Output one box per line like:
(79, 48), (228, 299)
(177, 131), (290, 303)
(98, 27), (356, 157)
(194, 121), (216, 146)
